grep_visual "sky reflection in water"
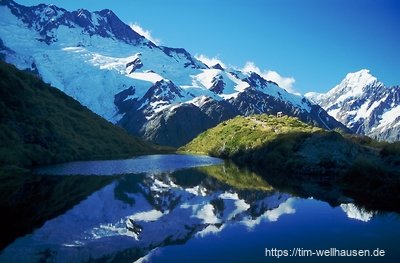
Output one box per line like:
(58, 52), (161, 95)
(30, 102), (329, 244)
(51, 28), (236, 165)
(3, 155), (400, 263)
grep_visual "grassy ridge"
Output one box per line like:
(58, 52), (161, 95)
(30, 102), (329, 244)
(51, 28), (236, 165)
(181, 114), (400, 207)
(181, 115), (320, 157)
(0, 61), (169, 171)
(181, 114), (400, 175)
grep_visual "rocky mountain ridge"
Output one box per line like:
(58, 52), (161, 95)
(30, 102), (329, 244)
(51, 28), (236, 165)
(0, 0), (346, 146)
(306, 69), (400, 142)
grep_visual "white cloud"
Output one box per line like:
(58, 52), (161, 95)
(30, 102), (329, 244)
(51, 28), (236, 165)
(129, 23), (161, 45)
(265, 70), (297, 94)
(195, 54), (226, 69)
(242, 61), (260, 74)
(242, 61), (298, 95)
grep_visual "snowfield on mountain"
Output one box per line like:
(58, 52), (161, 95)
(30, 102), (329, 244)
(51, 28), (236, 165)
(0, 0), (346, 146)
(306, 69), (400, 142)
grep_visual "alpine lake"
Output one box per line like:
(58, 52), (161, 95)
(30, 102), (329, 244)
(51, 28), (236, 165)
(1, 154), (399, 263)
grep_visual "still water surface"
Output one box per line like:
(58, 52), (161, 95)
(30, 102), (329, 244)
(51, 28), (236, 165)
(34, 154), (223, 175)
(2, 154), (399, 263)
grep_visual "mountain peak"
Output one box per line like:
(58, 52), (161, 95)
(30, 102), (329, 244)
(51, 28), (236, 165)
(97, 8), (117, 18)
(346, 68), (371, 77)
(327, 69), (382, 99)
(211, 63), (224, 70)
(0, 1), (347, 146)
(1, 0), (146, 45)
(307, 68), (400, 142)
(343, 69), (377, 87)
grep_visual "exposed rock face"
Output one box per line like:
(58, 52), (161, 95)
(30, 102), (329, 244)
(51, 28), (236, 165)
(306, 69), (400, 142)
(0, 0), (347, 147)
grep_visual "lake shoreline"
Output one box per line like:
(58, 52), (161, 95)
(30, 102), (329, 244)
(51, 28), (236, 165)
(1, 158), (399, 262)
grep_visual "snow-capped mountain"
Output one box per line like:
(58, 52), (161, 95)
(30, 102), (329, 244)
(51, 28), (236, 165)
(0, 166), (295, 262)
(0, 0), (346, 146)
(1, 159), (374, 262)
(306, 69), (400, 142)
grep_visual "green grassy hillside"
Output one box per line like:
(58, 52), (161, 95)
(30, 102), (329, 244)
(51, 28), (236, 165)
(0, 61), (167, 171)
(180, 115), (400, 180)
(181, 114), (320, 158)
(181, 114), (400, 193)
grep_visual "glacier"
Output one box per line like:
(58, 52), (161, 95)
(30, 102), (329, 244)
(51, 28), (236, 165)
(0, 0), (347, 146)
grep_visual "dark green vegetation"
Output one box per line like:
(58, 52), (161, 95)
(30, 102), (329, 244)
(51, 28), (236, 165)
(181, 114), (400, 211)
(0, 169), (114, 249)
(0, 61), (169, 171)
(0, 61), (175, 249)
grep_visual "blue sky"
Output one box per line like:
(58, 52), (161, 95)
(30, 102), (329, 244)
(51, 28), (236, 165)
(18, 0), (400, 94)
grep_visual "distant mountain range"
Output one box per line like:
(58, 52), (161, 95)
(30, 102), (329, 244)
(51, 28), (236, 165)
(306, 70), (400, 142)
(0, 0), (346, 147)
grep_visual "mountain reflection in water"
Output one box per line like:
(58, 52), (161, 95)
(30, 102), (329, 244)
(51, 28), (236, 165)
(1, 158), (399, 263)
